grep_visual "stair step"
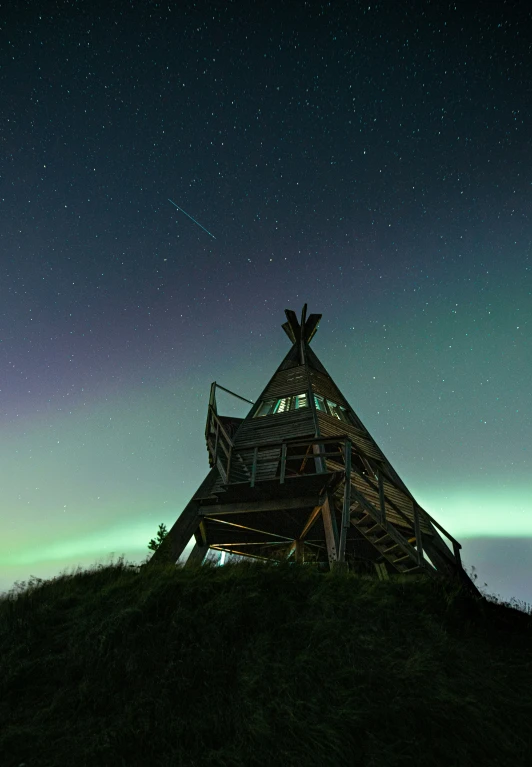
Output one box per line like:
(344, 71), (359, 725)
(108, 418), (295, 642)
(399, 565), (423, 574)
(374, 534), (392, 545)
(381, 543), (403, 554)
(392, 554), (412, 564)
(361, 524), (381, 535)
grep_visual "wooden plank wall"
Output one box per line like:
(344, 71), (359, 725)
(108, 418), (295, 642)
(261, 366), (309, 400)
(317, 412), (383, 461)
(230, 446), (282, 483)
(231, 409), (316, 482)
(309, 369), (349, 406)
(234, 410), (316, 450)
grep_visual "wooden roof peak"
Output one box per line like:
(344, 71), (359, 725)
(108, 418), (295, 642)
(282, 304), (322, 345)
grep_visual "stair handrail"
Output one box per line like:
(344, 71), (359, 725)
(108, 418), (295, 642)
(206, 405), (236, 482)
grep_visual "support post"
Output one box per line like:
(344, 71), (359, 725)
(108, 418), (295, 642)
(280, 442), (287, 484)
(185, 542), (210, 568)
(250, 446), (258, 487)
(226, 446), (233, 484)
(338, 439), (352, 562)
(374, 561), (389, 581)
(147, 468), (219, 567)
(295, 539), (305, 564)
(452, 541), (462, 568)
(378, 470), (386, 525)
(213, 421), (220, 466)
(413, 502), (423, 566)
(321, 493), (339, 568)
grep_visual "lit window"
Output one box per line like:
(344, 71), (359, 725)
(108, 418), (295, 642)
(314, 394), (327, 412)
(296, 393), (308, 409)
(275, 397), (290, 413)
(254, 392), (309, 417)
(327, 400), (350, 423)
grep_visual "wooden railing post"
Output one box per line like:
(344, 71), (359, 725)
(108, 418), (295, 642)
(413, 502), (423, 566)
(226, 446), (232, 484)
(338, 438), (352, 562)
(452, 541), (462, 568)
(250, 446), (258, 487)
(377, 470), (386, 525)
(213, 421), (220, 466)
(280, 443), (287, 484)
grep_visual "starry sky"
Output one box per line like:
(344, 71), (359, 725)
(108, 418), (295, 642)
(1, 1), (531, 603)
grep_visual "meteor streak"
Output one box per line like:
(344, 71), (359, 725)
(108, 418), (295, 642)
(168, 199), (216, 239)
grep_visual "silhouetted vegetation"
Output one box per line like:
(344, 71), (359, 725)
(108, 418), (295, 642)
(148, 522), (169, 553)
(1, 559), (531, 766)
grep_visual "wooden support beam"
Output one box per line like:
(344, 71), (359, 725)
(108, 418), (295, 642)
(250, 446), (258, 487)
(338, 439), (352, 562)
(185, 542), (210, 568)
(413, 503), (423, 566)
(196, 520), (207, 545)
(207, 516), (294, 542)
(321, 493), (339, 567)
(210, 546), (275, 562)
(213, 422), (220, 465)
(377, 470), (386, 524)
(147, 467), (219, 566)
(280, 442), (287, 484)
(299, 504), (323, 539)
(148, 500), (202, 565)
(295, 539), (305, 563)
(200, 495), (319, 516)
(374, 561), (389, 581)
(226, 446), (233, 483)
(452, 541), (462, 568)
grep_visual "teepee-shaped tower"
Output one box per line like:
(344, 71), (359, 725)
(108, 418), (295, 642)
(150, 306), (476, 592)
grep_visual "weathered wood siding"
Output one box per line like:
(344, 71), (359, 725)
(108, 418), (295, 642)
(261, 366), (309, 400)
(230, 409), (316, 482)
(233, 410), (316, 450)
(309, 370), (349, 406)
(316, 412), (384, 461)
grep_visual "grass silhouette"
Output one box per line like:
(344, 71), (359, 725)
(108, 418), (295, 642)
(1, 557), (531, 766)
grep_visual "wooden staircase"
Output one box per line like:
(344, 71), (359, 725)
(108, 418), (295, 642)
(346, 505), (434, 576)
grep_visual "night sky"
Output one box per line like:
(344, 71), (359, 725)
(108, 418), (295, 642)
(2, 1), (531, 603)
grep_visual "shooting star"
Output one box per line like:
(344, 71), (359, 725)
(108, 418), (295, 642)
(168, 199), (216, 239)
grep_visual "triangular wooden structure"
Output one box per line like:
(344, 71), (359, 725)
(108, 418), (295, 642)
(149, 305), (478, 592)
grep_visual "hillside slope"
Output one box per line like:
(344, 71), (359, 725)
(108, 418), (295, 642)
(1, 560), (531, 767)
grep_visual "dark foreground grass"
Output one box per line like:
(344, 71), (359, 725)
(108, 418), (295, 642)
(1, 559), (531, 767)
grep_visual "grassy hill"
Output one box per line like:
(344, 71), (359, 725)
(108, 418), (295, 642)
(1, 558), (531, 767)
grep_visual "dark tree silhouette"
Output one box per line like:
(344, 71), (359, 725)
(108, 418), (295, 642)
(148, 523), (169, 553)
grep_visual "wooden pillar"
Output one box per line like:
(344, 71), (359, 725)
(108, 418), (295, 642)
(338, 439), (352, 562)
(147, 468), (219, 567)
(185, 542), (210, 568)
(321, 493), (339, 568)
(374, 561), (389, 581)
(413, 503), (423, 566)
(377, 470), (386, 524)
(295, 539), (305, 564)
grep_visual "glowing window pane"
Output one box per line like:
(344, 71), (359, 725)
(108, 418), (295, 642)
(314, 394), (327, 412)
